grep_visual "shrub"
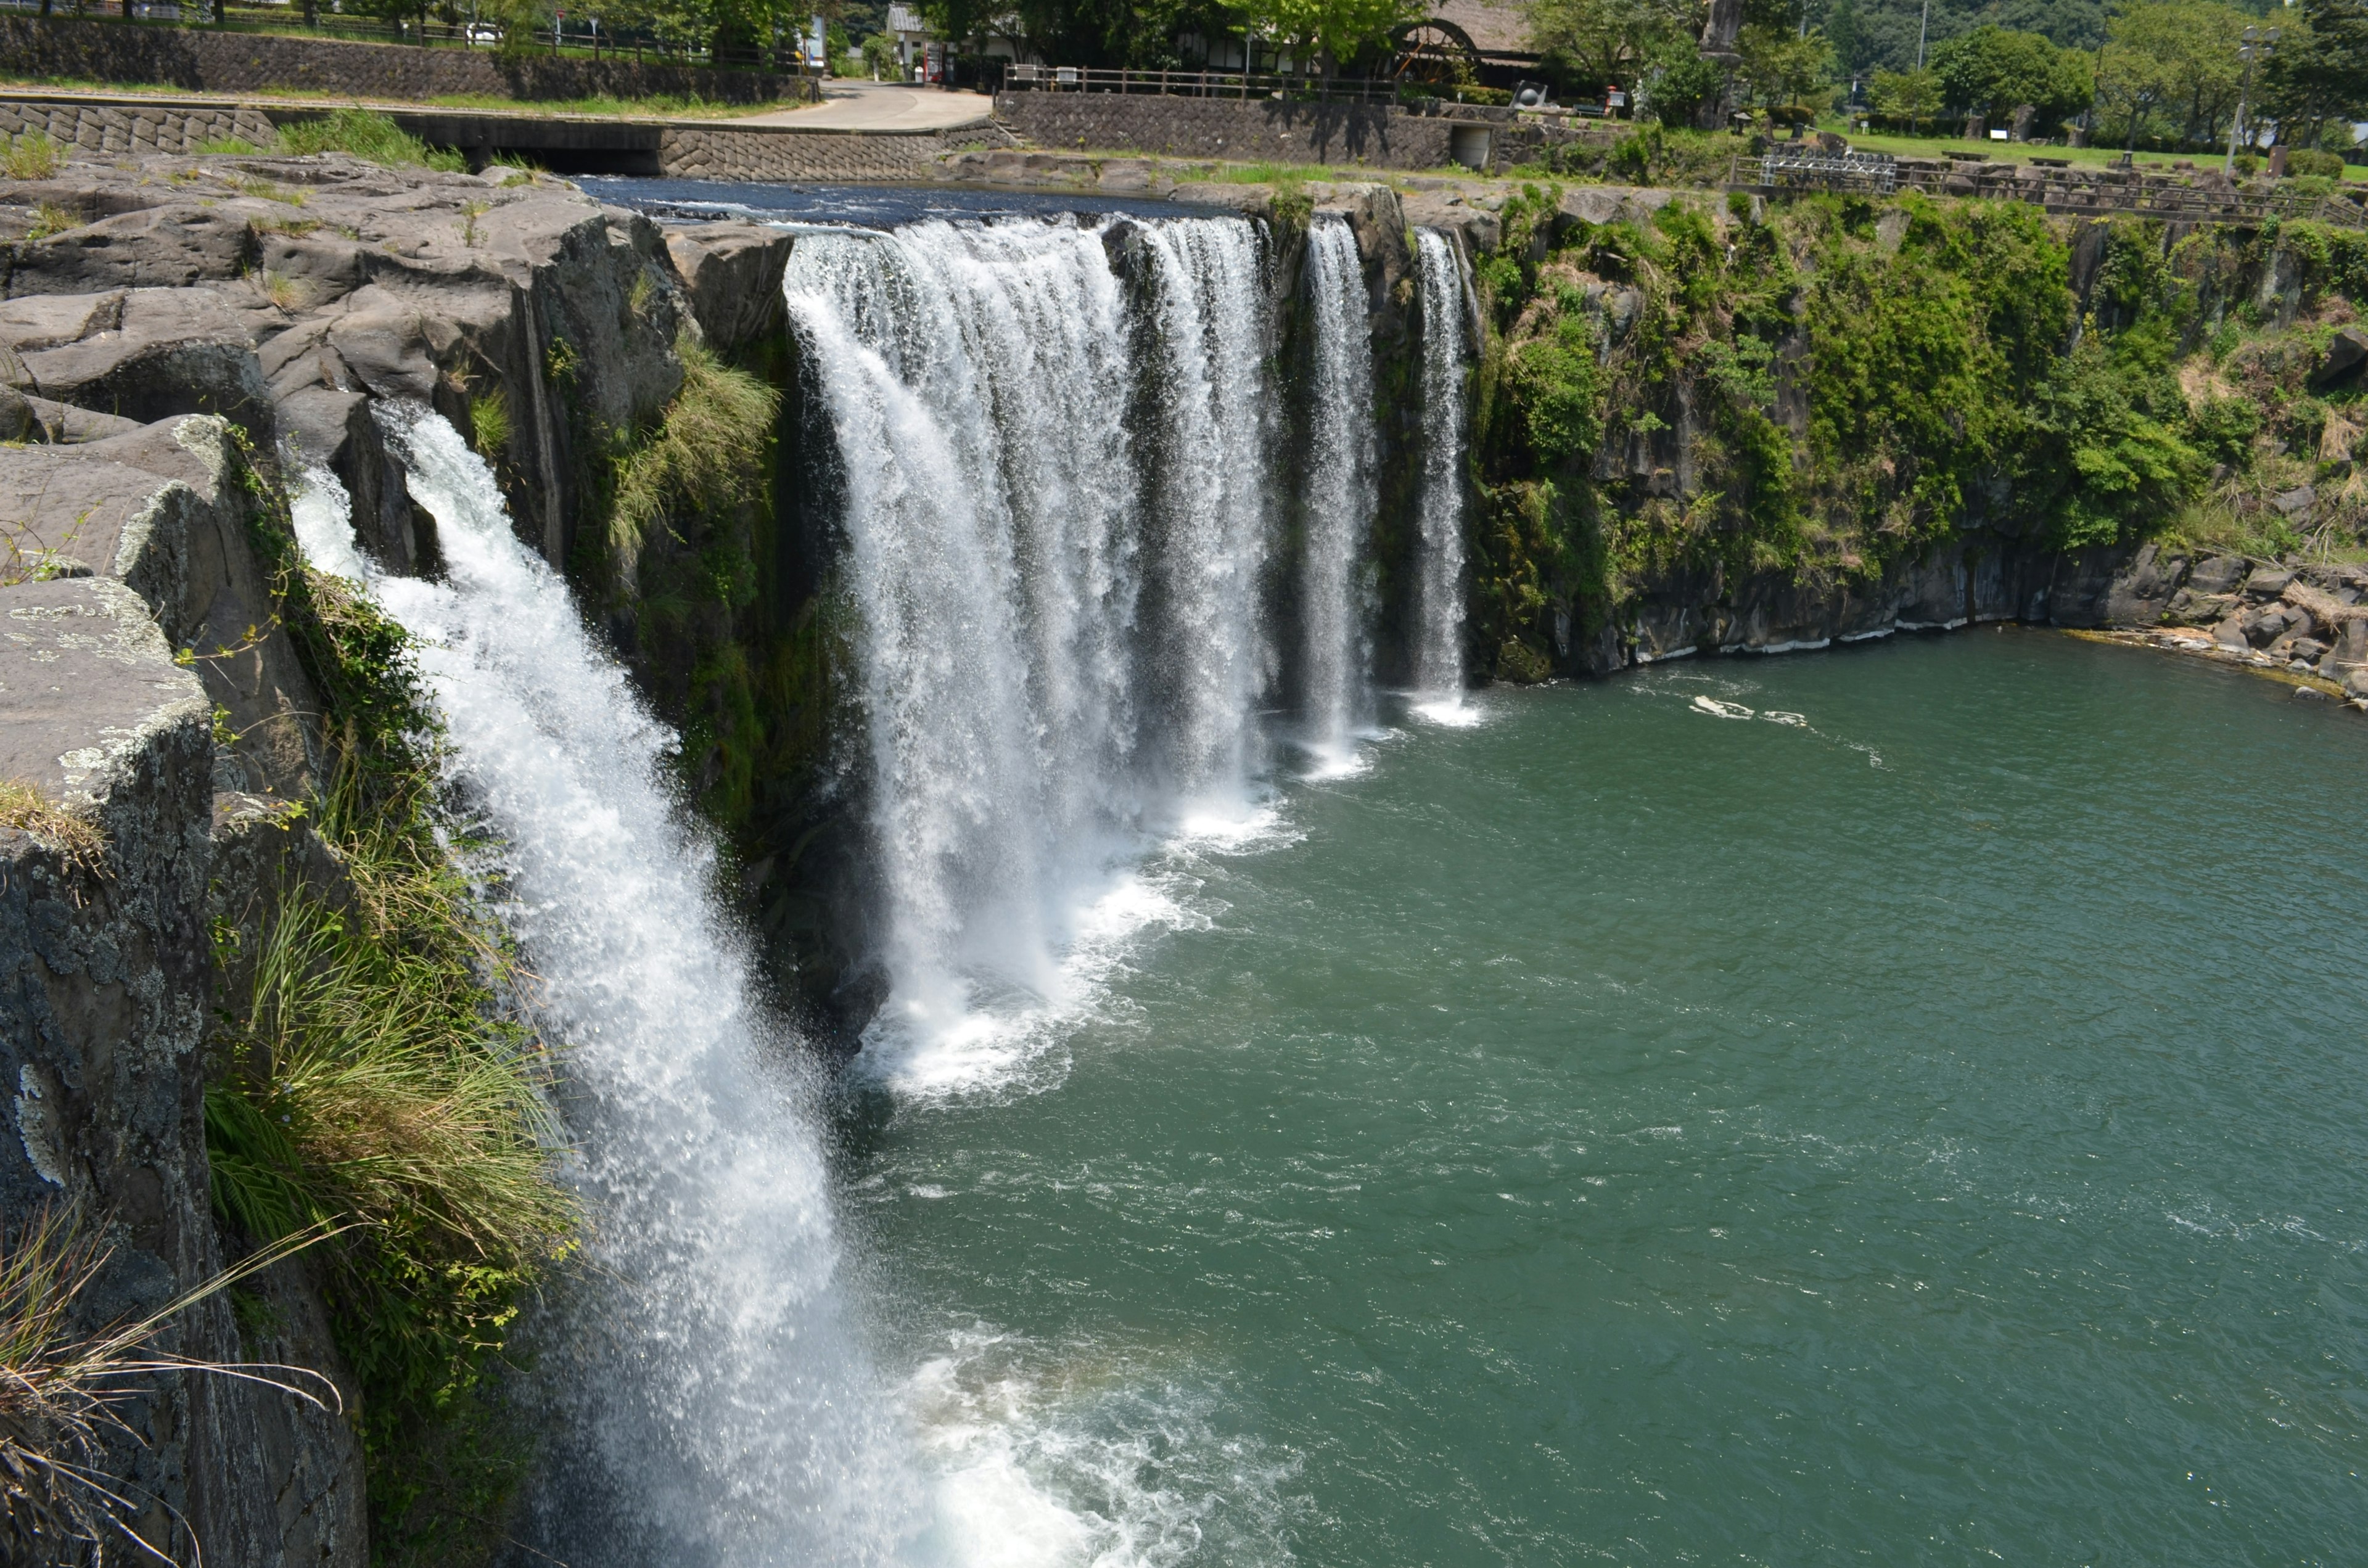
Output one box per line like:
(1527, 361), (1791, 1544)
(2189, 395), (2262, 467)
(1504, 316), (1603, 468)
(2286, 147), (2347, 180)
(278, 109), (465, 172)
(0, 131), (62, 181)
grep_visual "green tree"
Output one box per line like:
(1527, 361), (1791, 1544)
(2095, 3), (2253, 150)
(1526, 0), (1696, 91)
(1235, 0), (1424, 68)
(2261, 0), (2368, 149)
(1928, 24), (2094, 131)
(1868, 64), (1939, 131)
(1736, 21), (1830, 109)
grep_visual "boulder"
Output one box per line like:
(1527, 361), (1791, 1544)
(665, 221), (793, 351)
(2268, 486), (2316, 519)
(2241, 565), (2296, 598)
(2185, 553), (2253, 594)
(2103, 542), (2185, 625)
(2312, 325), (2368, 388)
(7, 287), (274, 435)
(0, 416), (320, 795)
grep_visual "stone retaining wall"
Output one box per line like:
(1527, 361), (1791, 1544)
(996, 90), (1464, 171)
(659, 121), (1003, 180)
(0, 96), (274, 154)
(0, 15), (812, 105)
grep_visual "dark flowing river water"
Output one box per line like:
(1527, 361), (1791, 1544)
(841, 630), (2368, 1566)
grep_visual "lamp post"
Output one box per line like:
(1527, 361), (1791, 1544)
(2225, 25), (2277, 175)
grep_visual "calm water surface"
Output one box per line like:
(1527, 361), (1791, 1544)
(844, 631), (2368, 1566)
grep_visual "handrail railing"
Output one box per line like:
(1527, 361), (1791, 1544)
(0, 4), (818, 74)
(1733, 150), (2368, 228)
(1004, 62), (1399, 105)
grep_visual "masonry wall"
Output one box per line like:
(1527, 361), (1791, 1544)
(0, 15), (812, 105)
(995, 90), (1463, 171)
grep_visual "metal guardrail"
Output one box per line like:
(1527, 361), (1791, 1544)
(1761, 148), (1896, 194)
(1004, 63), (1399, 105)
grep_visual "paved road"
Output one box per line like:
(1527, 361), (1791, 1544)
(737, 79), (996, 131)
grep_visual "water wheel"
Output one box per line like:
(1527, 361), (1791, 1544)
(1389, 19), (1482, 85)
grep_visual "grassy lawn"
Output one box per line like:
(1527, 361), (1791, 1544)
(1828, 120), (2368, 181)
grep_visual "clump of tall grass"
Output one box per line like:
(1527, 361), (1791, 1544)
(467, 388), (511, 459)
(1, 1207), (334, 1566)
(0, 780), (101, 874)
(276, 109), (465, 173)
(607, 335), (780, 581)
(206, 750), (575, 1562)
(209, 440), (577, 1560)
(1, 132), (62, 181)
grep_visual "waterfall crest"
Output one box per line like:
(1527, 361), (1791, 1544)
(355, 410), (915, 1567)
(1412, 229), (1473, 715)
(1297, 217), (1379, 765)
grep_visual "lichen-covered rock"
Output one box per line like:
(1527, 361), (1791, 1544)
(0, 573), (220, 1559)
(0, 414), (320, 796)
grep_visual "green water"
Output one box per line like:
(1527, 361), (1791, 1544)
(845, 630), (2368, 1566)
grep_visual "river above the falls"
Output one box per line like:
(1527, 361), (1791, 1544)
(837, 630), (2368, 1566)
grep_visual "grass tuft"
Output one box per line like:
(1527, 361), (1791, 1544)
(607, 336), (779, 581)
(0, 131), (62, 181)
(22, 199), (76, 241)
(194, 136), (261, 155)
(467, 388), (511, 459)
(1, 1206), (337, 1566)
(0, 779), (101, 872)
(276, 109), (466, 173)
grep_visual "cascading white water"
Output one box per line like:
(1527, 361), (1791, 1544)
(782, 215), (1283, 1073)
(1297, 217), (1379, 766)
(329, 411), (917, 1567)
(1412, 229), (1473, 715)
(1133, 218), (1278, 797)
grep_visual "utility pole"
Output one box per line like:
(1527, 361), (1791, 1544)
(2226, 25), (2276, 174)
(1915, 0), (1928, 70)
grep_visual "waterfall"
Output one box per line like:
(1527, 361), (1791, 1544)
(331, 411), (916, 1567)
(783, 215), (1286, 1075)
(1412, 229), (1473, 716)
(1297, 216), (1379, 766)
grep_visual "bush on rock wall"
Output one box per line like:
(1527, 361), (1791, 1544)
(1466, 184), (2368, 675)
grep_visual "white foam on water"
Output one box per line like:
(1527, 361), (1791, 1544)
(903, 1329), (1299, 1568)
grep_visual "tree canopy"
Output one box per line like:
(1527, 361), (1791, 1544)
(1929, 24), (2093, 129)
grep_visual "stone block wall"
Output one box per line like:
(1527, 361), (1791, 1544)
(0, 15), (812, 105)
(659, 122), (1006, 181)
(0, 96), (274, 154)
(996, 90), (1462, 171)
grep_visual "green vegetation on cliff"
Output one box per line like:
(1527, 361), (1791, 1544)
(1467, 183), (2368, 675)
(205, 453), (577, 1568)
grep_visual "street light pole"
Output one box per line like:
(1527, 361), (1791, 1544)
(2225, 25), (2277, 175)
